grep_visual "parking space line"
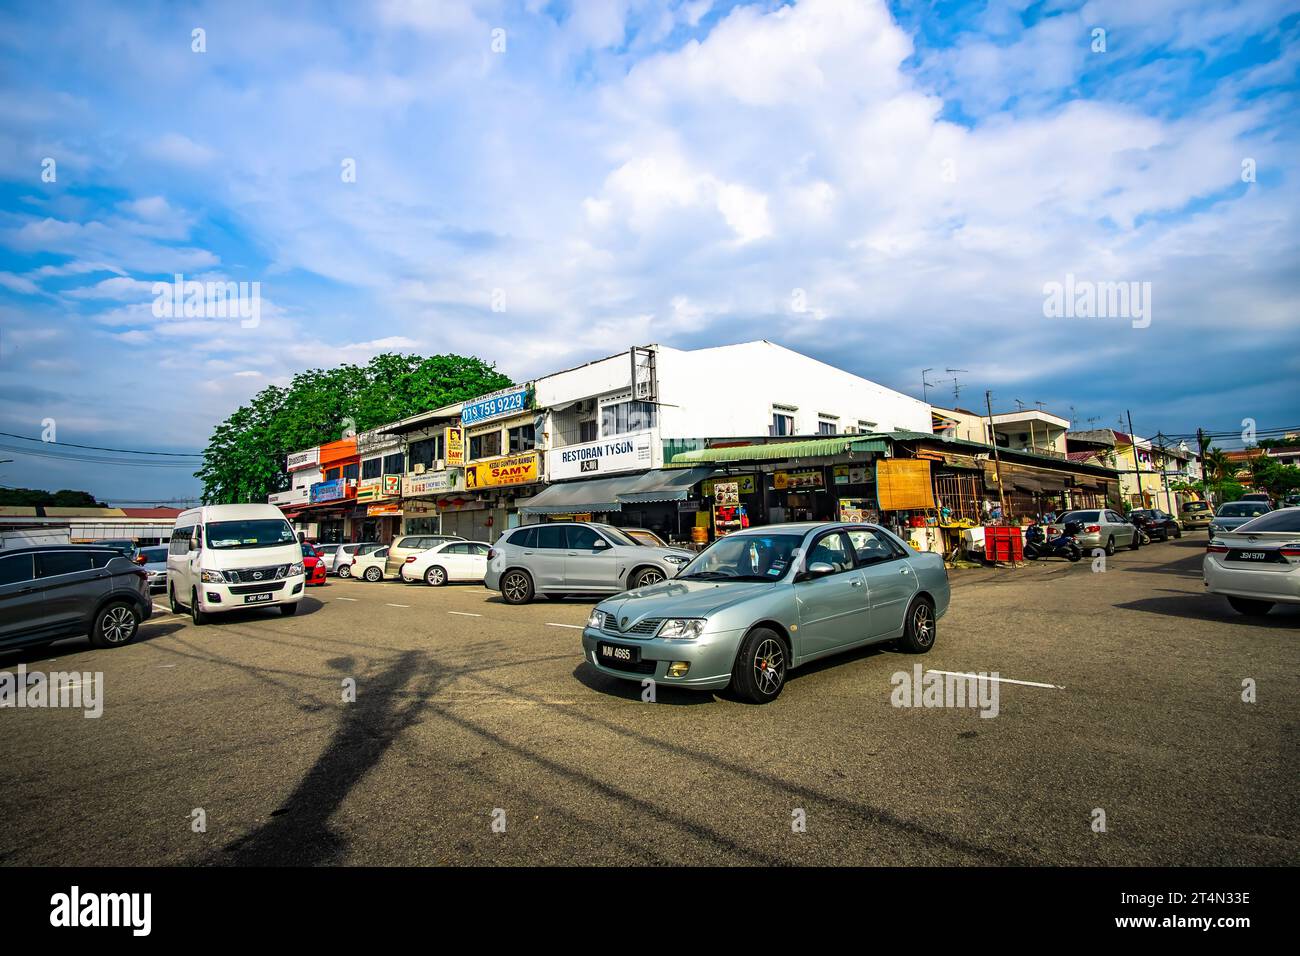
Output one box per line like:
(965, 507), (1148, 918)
(385, 603), (411, 608)
(152, 604), (168, 613)
(448, 611), (481, 617)
(546, 623), (583, 629)
(335, 597), (358, 602)
(926, 669), (1064, 690)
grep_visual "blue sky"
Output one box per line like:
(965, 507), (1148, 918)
(1, 0), (1297, 502)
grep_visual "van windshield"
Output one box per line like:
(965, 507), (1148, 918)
(206, 519), (297, 550)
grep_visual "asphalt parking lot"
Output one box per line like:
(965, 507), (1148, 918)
(1, 538), (1295, 866)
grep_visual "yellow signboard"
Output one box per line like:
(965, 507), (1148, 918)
(876, 459), (935, 511)
(703, 475), (756, 496)
(467, 451), (540, 489)
(445, 426), (464, 466)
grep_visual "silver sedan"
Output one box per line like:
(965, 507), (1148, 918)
(580, 522), (951, 703)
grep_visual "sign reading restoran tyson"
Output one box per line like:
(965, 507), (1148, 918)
(461, 386), (530, 426)
(548, 431), (655, 480)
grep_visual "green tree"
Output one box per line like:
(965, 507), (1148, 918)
(0, 488), (105, 508)
(196, 353), (512, 503)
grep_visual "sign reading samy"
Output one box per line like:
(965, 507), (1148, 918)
(467, 451), (540, 489)
(444, 426), (464, 466)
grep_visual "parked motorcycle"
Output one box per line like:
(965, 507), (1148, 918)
(1024, 519), (1083, 562)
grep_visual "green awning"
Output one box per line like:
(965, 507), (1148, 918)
(670, 437), (886, 465)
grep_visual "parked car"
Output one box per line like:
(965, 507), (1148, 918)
(1208, 500), (1272, 538)
(1129, 508), (1183, 541)
(1180, 500), (1214, 531)
(1048, 509), (1139, 555)
(352, 547), (394, 582)
(1284, 494), (1300, 508)
(1204, 507), (1300, 616)
(1240, 492), (1275, 508)
(0, 545), (153, 652)
(91, 538), (138, 560)
(323, 541), (379, 577)
(384, 534), (464, 579)
(486, 523), (695, 604)
(301, 543), (327, 586)
(136, 545), (170, 592)
(580, 522), (950, 703)
(166, 504), (305, 624)
(401, 540), (491, 586)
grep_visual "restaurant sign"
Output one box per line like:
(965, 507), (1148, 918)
(548, 431), (654, 480)
(467, 451), (541, 489)
(403, 469), (464, 497)
(774, 470), (824, 490)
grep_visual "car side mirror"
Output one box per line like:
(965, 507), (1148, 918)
(798, 561), (835, 581)
(592, 538), (609, 549)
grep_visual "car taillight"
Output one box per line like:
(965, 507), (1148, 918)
(1280, 544), (1300, 557)
(1086, 525), (1100, 533)
(405, 556), (417, 563)
(487, 548), (497, 560)
(1206, 544), (1229, 553)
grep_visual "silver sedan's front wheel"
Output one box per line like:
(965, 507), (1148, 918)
(730, 627), (787, 703)
(898, 596), (936, 653)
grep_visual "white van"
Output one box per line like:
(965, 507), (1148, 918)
(166, 504), (306, 624)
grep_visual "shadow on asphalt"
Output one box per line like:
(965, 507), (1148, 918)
(1115, 590), (1300, 627)
(571, 661), (714, 705)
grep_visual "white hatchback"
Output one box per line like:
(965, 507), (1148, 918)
(401, 540), (491, 586)
(1203, 508), (1300, 616)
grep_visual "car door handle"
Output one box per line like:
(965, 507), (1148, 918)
(849, 578), (863, 587)
(900, 567), (911, 575)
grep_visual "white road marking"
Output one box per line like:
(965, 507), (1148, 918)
(385, 603), (411, 608)
(546, 623), (583, 629)
(153, 604), (168, 613)
(336, 597), (358, 602)
(156, 664), (177, 669)
(448, 611), (481, 617)
(926, 669), (1064, 690)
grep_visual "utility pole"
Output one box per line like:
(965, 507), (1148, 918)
(986, 390), (1007, 520)
(1155, 432), (1174, 513)
(1127, 409), (1143, 509)
(1196, 427), (1210, 504)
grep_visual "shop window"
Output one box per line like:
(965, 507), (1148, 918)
(469, 430), (502, 460)
(409, 437), (441, 471)
(601, 400), (656, 436)
(579, 420), (598, 443)
(383, 452), (406, 474)
(361, 458), (381, 480)
(342, 462), (359, 481)
(325, 466), (341, 481)
(508, 423), (536, 453)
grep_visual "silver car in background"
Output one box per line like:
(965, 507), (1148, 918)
(580, 522), (951, 703)
(485, 523), (694, 604)
(326, 541), (383, 577)
(1207, 500), (1272, 538)
(1049, 508), (1139, 555)
(136, 545), (170, 592)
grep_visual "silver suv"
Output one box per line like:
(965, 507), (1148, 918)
(485, 523), (694, 604)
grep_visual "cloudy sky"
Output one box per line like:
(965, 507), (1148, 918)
(1, 0), (1297, 502)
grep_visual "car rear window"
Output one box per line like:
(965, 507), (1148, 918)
(1060, 511), (1100, 523)
(1233, 509), (1300, 533)
(1219, 503), (1269, 517)
(1182, 502), (1210, 512)
(509, 527), (536, 548)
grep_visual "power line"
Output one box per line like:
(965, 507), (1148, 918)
(0, 444), (201, 468)
(0, 431), (203, 458)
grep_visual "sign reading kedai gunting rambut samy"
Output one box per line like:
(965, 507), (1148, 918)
(466, 451), (540, 489)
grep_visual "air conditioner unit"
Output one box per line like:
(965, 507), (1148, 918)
(434, 458), (445, 470)
(413, 463), (426, 474)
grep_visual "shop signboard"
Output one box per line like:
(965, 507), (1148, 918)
(382, 474), (402, 497)
(713, 481), (740, 506)
(366, 503), (402, 517)
(269, 487), (310, 507)
(833, 465), (870, 485)
(774, 470), (824, 490)
(467, 451), (540, 489)
(445, 426), (464, 466)
(703, 474), (756, 497)
(310, 479), (345, 504)
(548, 431), (654, 480)
(403, 469), (464, 497)
(286, 447), (320, 472)
(461, 386), (530, 427)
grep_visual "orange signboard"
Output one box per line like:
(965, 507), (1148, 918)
(467, 452), (540, 489)
(876, 459), (935, 511)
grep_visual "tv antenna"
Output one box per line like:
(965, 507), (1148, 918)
(946, 368), (968, 404)
(921, 368), (936, 402)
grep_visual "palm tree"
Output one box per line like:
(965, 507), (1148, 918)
(1204, 448), (1233, 484)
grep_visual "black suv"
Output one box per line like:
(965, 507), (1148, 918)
(1129, 509), (1183, 541)
(0, 546), (153, 652)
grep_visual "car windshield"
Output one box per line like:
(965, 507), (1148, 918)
(1219, 503), (1269, 517)
(140, 547), (168, 562)
(678, 533), (804, 582)
(599, 526), (638, 547)
(623, 529), (666, 547)
(206, 519), (297, 550)
(1183, 502), (1210, 512)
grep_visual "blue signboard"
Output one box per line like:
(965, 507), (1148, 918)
(310, 478), (345, 504)
(461, 386), (529, 426)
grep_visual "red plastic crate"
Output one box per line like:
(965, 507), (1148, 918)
(984, 525), (1023, 563)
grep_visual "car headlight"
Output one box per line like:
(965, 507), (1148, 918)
(658, 618), (706, 641)
(288, 562), (305, 576)
(662, 554), (689, 566)
(587, 607), (605, 629)
(200, 569), (227, 583)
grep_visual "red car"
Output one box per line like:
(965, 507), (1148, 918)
(301, 543), (327, 586)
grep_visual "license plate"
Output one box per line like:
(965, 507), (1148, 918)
(244, 593), (274, 604)
(1227, 549), (1280, 563)
(598, 642), (638, 664)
